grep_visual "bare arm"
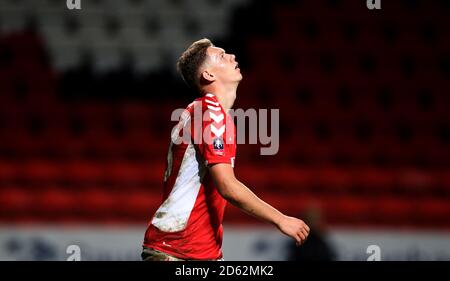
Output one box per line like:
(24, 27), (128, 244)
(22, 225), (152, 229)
(209, 163), (310, 246)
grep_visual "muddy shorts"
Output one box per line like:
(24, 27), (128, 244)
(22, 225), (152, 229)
(141, 246), (224, 261)
(141, 247), (186, 261)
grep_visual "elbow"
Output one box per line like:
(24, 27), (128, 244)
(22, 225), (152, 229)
(216, 177), (240, 204)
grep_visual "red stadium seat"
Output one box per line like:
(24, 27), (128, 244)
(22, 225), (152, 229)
(0, 187), (33, 216)
(416, 199), (450, 227)
(34, 188), (79, 217)
(114, 190), (162, 220)
(21, 161), (62, 183)
(78, 190), (118, 220)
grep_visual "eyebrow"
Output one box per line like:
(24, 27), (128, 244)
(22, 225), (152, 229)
(213, 49), (225, 60)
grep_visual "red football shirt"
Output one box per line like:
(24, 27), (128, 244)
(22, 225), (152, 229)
(143, 93), (236, 260)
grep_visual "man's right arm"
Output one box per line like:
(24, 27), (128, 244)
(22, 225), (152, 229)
(209, 163), (310, 246)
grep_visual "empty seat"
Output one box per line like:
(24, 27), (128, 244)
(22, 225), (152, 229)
(0, 187), (33, 214)
(34, 188), (78, 215)
(21, 161), (62, 183)
(115, 190), (162, 219)
(78, 190), (118, 219)
(64, 161), (105, 184)
(417, 199), (450, 226)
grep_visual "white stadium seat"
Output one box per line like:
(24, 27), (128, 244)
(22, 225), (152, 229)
(2, 0), (250, 72)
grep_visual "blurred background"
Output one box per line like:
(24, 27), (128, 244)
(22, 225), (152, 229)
(1, 0), (450, 260)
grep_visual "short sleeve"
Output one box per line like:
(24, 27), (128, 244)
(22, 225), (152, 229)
(192, 95), (236, 166)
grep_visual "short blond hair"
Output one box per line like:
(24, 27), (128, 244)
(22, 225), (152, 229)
(176, 38), (213, 92)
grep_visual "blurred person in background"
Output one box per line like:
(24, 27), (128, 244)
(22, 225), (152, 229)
(141, 38), (310, 261)
(286, 204), (336, 261)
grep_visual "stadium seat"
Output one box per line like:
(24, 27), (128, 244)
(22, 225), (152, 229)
(1, 0), (449, 229)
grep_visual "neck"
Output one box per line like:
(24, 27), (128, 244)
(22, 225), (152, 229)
(202, 83), (237, 112)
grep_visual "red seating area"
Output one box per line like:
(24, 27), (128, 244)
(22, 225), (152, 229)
(229, 0), (450, 228)
(1, 0), (450, 229)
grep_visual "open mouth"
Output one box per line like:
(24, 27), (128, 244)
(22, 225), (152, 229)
(235, 63), (239, 69)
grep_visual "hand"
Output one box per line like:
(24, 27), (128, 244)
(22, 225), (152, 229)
(276, 215), (310, 246)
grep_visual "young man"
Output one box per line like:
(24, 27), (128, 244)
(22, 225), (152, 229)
(142, 39), (309, 261)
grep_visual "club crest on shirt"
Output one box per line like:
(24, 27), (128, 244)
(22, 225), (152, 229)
(213, 137), (224, 155)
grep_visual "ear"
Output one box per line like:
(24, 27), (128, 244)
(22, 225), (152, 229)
(201, 70), (215, 83)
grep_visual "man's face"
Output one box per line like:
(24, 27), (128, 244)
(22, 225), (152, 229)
(204, 46), (242, 84)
